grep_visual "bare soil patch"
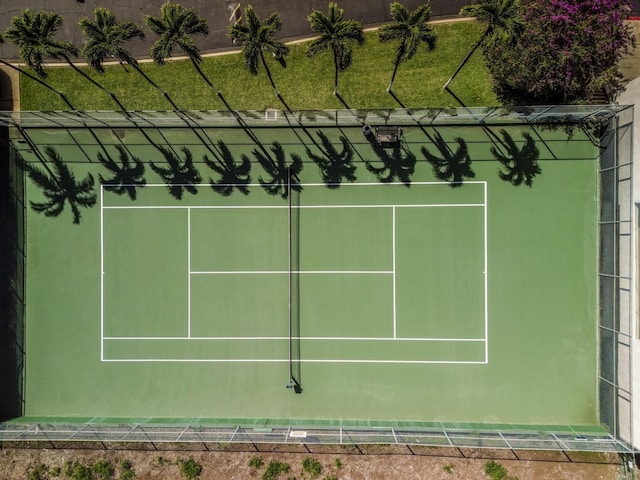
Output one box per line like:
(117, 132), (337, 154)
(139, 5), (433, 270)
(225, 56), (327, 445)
(0, 446), (623, 480)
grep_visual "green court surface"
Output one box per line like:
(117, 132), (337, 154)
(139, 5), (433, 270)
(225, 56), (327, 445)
(14, 120), (598, 426)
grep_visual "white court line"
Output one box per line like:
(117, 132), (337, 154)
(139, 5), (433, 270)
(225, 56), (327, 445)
(100, 185), (104, 362)
(295, 204), (484, 209)
(102, 181), (489, 363)
(101, 358), (489, 364)
(392, 206), (397, 339)
(190, 270), (393, 275)
(103, 336), (486, 342)
(106, 181), (489, 188)
(187, 207), (191, 338)
(483, 182), (489, 362)
(102, 203), (485, 210)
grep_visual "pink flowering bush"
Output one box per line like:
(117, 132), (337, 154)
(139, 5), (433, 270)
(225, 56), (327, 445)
(483, 0), (636, 104)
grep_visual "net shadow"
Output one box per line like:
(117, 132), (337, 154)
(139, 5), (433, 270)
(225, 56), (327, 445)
(288, 168), (302, 394)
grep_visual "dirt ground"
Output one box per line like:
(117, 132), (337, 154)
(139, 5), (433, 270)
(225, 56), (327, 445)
(0, 446), (626, 480)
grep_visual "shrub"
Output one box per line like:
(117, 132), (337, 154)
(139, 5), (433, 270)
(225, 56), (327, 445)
(119, 459), (135, 480)
(177, 458), (203, 480)
(28, 464), (48, 480)
(483, 0), (636, 105)
(444, 463), (454, 473)
(64, 461), (74, 477)
(51, 466), (62, 477)
(154, 456), (171, 466)
(249, 456), (265, 469)
(484, 460), (507, 480)
(92, 460), (115, 480)
(262, 460), (290, 480)
(302, 457), (322, 478)
(334, 458), (343, 469)
(68, 463), (93, 480)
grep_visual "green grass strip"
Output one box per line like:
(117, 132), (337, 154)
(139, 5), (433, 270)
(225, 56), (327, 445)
(21, 22), (496, 111)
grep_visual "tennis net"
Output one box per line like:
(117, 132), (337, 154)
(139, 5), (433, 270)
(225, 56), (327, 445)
(287, 167), (302, 393)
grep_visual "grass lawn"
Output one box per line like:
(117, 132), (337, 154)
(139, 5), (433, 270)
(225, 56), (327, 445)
(21, 21), (496, 111)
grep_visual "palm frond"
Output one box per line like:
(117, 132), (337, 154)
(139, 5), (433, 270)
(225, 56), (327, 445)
(228, 6), (289, 81)
(145, 3), (207, 64)
(80, 7), (144, 71)
(6, 9), (78, 77)
(389, 2), (411, 23)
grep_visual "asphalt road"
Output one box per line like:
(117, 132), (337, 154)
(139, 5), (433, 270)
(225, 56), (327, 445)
(0, 0), (469, 62)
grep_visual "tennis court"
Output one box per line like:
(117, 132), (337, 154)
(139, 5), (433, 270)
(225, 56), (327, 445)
(102, 181), (487, 365)
(10, 111), (601, 426)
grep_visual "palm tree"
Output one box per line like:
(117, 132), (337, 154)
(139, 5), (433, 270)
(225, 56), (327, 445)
(227, 6), (291, 111)
(491, 129), (541, 187)
(204, 140), (252, 196)
(307, 131), (356, 188)
(98, 145), (146, 200)
(23, 147), (96, 224)
(378, 2), (436, 96)
(144, 2), (276, 161)
(5, 9), (127, 111)
(251, 142), (302, 198)
(306, 2), (365, 105)
(443, 0), (523, 106)
(149, 146), (202, 199)
(421, 131), (474, 187)
(0, 32), (75, 109)
(80, 7), (181, 111)
(144, 2), (234, 111)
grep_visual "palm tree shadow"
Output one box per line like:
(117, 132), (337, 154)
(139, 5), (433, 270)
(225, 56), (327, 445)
(204, 140), (251, 196)
(421, 130), (475, 188)
(491, 129), (541, 187)
(307, 131), (356, 188)
(388, 90), (407, 109)
(98, 145), (146, 200)
(363, 132), (415, 186)
(251, 141), (303, 199)
(334, 92), (352, 110)
(19, 123), (139, 220)
(149, 146), (202, 199)
(125, 122), (204, 200)
(22, 146), (97, 225)
(297, 110), (336, 122)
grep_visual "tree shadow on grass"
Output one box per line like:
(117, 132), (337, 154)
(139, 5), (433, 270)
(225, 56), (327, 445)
(307, 131), (356, 188)
(334, 92), (352, 110)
